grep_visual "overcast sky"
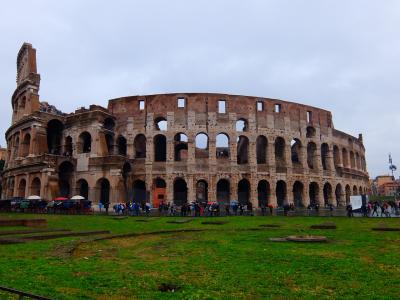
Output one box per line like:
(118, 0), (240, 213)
(1, 0), (399, 178)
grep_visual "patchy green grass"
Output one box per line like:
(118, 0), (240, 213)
(0, 213), (399, 299)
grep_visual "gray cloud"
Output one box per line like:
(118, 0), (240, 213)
(1, 0), (399, 177)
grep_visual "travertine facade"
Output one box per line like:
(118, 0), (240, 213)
(2, 43), (369, 207)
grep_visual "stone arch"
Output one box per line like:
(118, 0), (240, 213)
(174, 133), (188, 161)
(257, 180), (270, 207)
(154, 134), (166, 162)
(309, 182), (319, 206)
(238, 178), (250, 205)
(355, 152), (360, 169)
(103, 118), (115, 131)
(216, 133), (230, 158)
(353, 185), (358, 195)
(76, 179), (89, 199)
(30, 177), (41, 197)
(256, 135), (268, 164)
(21, 133), (31, 157)
(333, 145), (340, 168)
(335, 184), (343, 207)
(291, 138), (302, 165)
(276, 180), (287, 207)
(195, 133), (209, 158)
(293, 181), (304, 207)
(154, 116), (167, 131)
(306, 126), (316, 138)
(196, 180), (208, 204)
(321, 143), (330, 170)
(78, 132), (92, 154)
(134, 134), (146, 158)
(18, 178), (26, 198)
(97, 178), (110, 205)
(342, 148), (349, 168)
(173, 178), (187, 206)
(345, 184), (351, 204)
(350, 151), (355, 169)
(235, 118), (248, 132)
(117, 135), (127, 156)
(307, 142), (317, 169)
(275, 137), (286, 169)
(237, 135), (249, 164)
(105, 133), (114, 155)
(323, 182), (333, 206)
(65, 136), (73, 156)
(133, 180), (146, 205)
(14, 136), (20, 158)
(153, 177), (166, 208)
(217, 179), (230, 204)
(58, 161), (74, 198)
(47, 119), (64, 155)
(359, 186), (363, 195)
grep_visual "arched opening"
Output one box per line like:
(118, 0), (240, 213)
(173, 178), (187, 205)
(323, 182), (333, 206)
(76, 179), (89, 199)
(47, 119), (64, 155)
(238, 179), (250, 205)
(350, 151), (355, 169)
(356, 153), (360, 169)
(30, 177), (41, 197)
(235, 118), (248, 132)
(174, 133), (188, 161)
(342, 149), (348, 168)
(335, 184), (343, 207)
(134, 134), (146, 158)
(21, 133), (31, 157)
(291, 139), (302, 165)
(359, 186), (363, 195)
(275, 137), (286, 170)
(117, 136), (127, 156)
(195, 133), (209, 159)
(309, 182), (319, 206)
(216, 133), (230, 159)
(237, 135), (249, 164)
(345, 185), (351, 204)
(196, 180), (208, 204)
(293, 181), (304, 207)
(105, 133), (114, 155)
(133, 180), (146, 205)
(103, 118), (115, 131)
(14, 136), (20, 158)
(79, 132), (92, 154)
(306, 126), (316, 138)
(65, 136), (73, 156)
(58, 161), (74, 198)
(258, 180), (270, 207)
(276, 180), (287, 207)
(153, 177), (166, 208)
(154, 134), (166, 162)
(256, 135), (268, 164)
(353, 185), (358, 195)
(217, 179), (230, 204)
(18, 179), (26, 198)
(333, 145), (340, 168)
(321, 143), (330, 170)
(154, 117), (167, 131)
(307, 142), (317, 169)
(97, 178), (110, 205)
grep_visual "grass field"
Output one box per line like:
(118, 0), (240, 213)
(0, 214), (399, 299)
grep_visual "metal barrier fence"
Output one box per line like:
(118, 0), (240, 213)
(0, 286), (52, 300)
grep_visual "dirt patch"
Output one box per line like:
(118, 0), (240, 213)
(201, 221), (228, 225)
(310, 222), (337, 229)
(0, 219), (47, 227)
(167, 219), (193, 224)
(0, 228), (70, 236)
(158, 283), (180, 292)
(259, 224), (281, 228)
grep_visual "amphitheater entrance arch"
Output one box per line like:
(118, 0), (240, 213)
(196, 180), (208, 204)
(133, 180), (146, 205)
(238, 179), (250, 205)
(134, 134), (146, 158)
(335, 184), (343, 206)
(293, 181), (304, 207)
(174, 178), (187, 206)
(154, 134), (166, 162)
(97, 178), (110, 205)
(256, 136), (268, 164)
(217, 179), (230, 204)
(216, 133), (230, 159)
(18, 179), (26, 198)
(153, 177), (166, 208)
(345, 185), (351, 204)
(276, 180), (287, 207)
(257, 180), (270, 207)
(323, 182), (333, 206)
(30, 177), (41, 197)
(76, 179), (89, 199)
(309, 182), (319, 206)
(237, 136), (249, 164)
(47, 119), (64, 155)
(58, 161), (74, 198)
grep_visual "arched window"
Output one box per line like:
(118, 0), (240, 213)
(309, 182), (319, 206)
(293, 181), (304, 207)
(256, 136), (268, 164)
(133, 180), (146, 205)
(195, 133), (209, 159)
(30, 177), (41, 197)
(47, 119), (64, 155)
(117, 136), (127, 156)
(306, 126), (316, 138)
(18, 179), (26, 198)
(321, 143), (329, 170)
(237, 135), (249, 164)
(134, 134), (146, 158)
(291, 139), (302, 165)
(217, 179), (230, 204)
(350, 151), (355, 169)
(342, 148), (349, 168)
(103, 118), (115, 131)
(65, 136), (73, 156)
(196, 180), (208, 204)
(276, 180), (287, 207)
(275, 137), (286, 163)
(174, 133), (188, 161)
(173, 178), (187, 206)
(154, 117), (167, 131)
(257, 180), (270, 207)
(216, 133), (230, 158)
(307, 142), (317, 169)
(335, 184), (343, 207)
(345, 185), (351, 204)
(235, 118), (248, 132)
(154, 134), (166, 161)
(21, 133), (31, 157)
(333, 145), (340, 168)
(58, 161), (74, 198)
(76, 179), (89, 199)
(105, 134), (114, 155)
(97, 178), (110, 205)
(238, 179), (250, 205)
(79, 132), (92, 153)
(323, 182), (333, 206)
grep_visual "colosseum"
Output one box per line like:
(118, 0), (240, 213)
(1, 43), (369, 209)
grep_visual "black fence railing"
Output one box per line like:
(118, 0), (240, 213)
(0, 286), (52, 299)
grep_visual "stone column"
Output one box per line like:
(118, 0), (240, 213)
(267, 140), (276, 173)
(269, 179), (277, 207)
